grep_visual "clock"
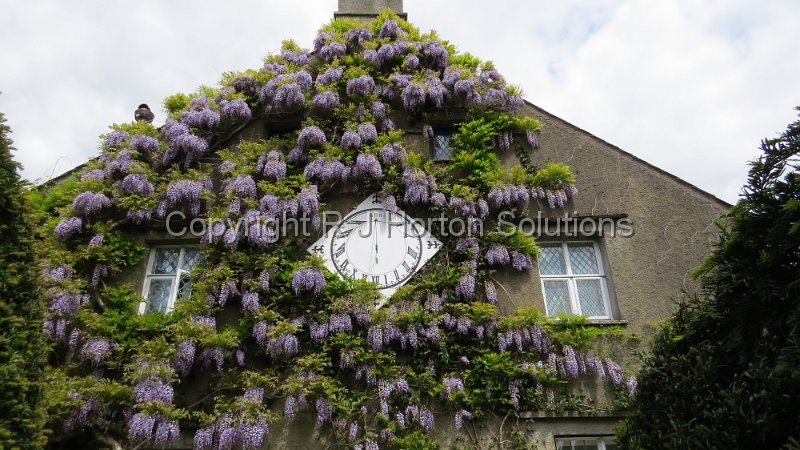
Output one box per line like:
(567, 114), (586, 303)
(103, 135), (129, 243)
(308, 193), (442, 304)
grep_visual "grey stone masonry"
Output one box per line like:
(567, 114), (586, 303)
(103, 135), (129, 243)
(335, 0), (406, 20)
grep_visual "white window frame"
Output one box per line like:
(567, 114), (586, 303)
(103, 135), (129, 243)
(139, 246), (200, 314)
(555, 436), (616, 450)
(538, 241), (613, 320)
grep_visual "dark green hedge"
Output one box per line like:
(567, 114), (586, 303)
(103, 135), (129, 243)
(0, 112), (46, 449)
(618, 108), (800, 449)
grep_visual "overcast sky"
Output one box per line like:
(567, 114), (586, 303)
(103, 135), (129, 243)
(1, 0), (798, 203)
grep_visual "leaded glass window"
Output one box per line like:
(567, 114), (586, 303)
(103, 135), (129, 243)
(430, 132), (453, 161)
(555, 436), (617, 450)
(537, 242), (612, 319)
(140, 246), (203, 314)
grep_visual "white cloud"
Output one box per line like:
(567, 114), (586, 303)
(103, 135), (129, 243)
(1, 0), (798, 203)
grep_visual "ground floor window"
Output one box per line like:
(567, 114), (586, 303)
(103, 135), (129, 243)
(139, 246), (202, 314)
(555, 436), (617, 450)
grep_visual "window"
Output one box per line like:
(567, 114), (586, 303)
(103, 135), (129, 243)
(556, 436), (617, 450)
(429, 131), (453, 161)
(538, 242), (612, 319)
(140, 247), (203, 314)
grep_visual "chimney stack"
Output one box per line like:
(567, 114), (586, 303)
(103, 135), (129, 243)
(335, 0), (406, 21)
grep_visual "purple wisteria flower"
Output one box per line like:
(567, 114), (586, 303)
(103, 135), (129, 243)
(404, 53), (419, 69)
(456, 237), (479, 257)
(201, 347), (225, 372)
(510, 251), (532, 271)
(369, 101), (386, 119)
(377, 43), (397, 66)
(42, 264), (75, 283)
(81, 169), (105, 181)
(525, 130), (539, 148)
(225, 174), (257, 198)
(346, 74), (375, 97)
(297, 125), (326, 148)
(117, 173), (154, 196)
(103, 130), (129, 148)
(509, 380), (522, 409)
(154, 419), (180, 446)
(401, 82), (426, 111)
(316, 398), (333, 425)
(291, 267), (326, 296)
(130, 134), (159, 154)
(316, 66), (344, 86)
(50, 290), (87, 317)
(80, 338), (112, 366)
(422, 40), (449, 70)
(586, 356), (605, 379)
(304, 158), (347, 184)
(54, 216), (82, 240)
(402, 168), (436, 204)
(485, 280), (498, 304)
(486, 244), (510, 265)
(231, 75), (258, 93)
(378, 143), (406, 166)
(181, 107), (221, 129)
(357, 122), (378, 142)
(319, 41), (347, 62)
(282, 49), (309, 65)
(220, 99), (252, 121)
(347, 27), (373, 46)
(128, 413), (156, 441)
(242, 291), (260, 313)
(134, 378), (174, 404)
(174, 340), (196, 376)
(341, 130), (362, 150)
(625, 376), (637, 395)
(314, 31), (333, 52)
(484, 87), (508, 107)
(378, 19), (401, 39)
(389, 73), (413, 89)
(363, 49), (380, 68)
(157, 179), (204, 217)
(258, 150), (287, 180)
(351, 153), (382, 179)
(381, 117), (396, 131)
(456, 264), (476, 299)
(605, 357), (623, 386)
(563, 345), (579, 379)
(442, 377), (465, 397)
(72, 191), (111, 216)
(266, 332), (299, 356)
(454, 409), (474, 431)
(312, 90), (340, 113)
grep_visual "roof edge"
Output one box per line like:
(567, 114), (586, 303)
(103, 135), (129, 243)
(523, 99), (734, 208)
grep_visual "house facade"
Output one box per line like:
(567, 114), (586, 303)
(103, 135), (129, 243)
(38, 1), (729, 449)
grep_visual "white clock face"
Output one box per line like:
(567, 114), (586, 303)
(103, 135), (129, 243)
(308, 194), (442, 303)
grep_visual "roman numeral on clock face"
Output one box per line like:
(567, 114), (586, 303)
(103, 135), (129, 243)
(407, 247), (418, 259)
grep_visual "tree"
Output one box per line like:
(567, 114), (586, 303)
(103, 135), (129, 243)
(0, 112), (46, 448)
(618, 108), (800, 449)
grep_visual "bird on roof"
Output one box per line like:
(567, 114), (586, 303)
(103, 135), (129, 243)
(135, 104), (155, 123)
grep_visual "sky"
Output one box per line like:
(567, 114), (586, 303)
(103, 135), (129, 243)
(1, 0), (799, 204)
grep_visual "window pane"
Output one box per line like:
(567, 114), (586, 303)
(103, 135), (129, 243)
(544, 280), (571, 315)
(152, 248), (179, 274)
(568, 243), (599, 275)
(576, 279), (607, 317)
(556, 440), (570, 450)
(146, 278), (173, 313)
(576, 440), (598, 450)
(604, 443), (618, 450)
(181, 248), (202, 271)
(177, 274), (193, 300)
(538, 245), (566, 275)
(431, 134), (452, 161)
